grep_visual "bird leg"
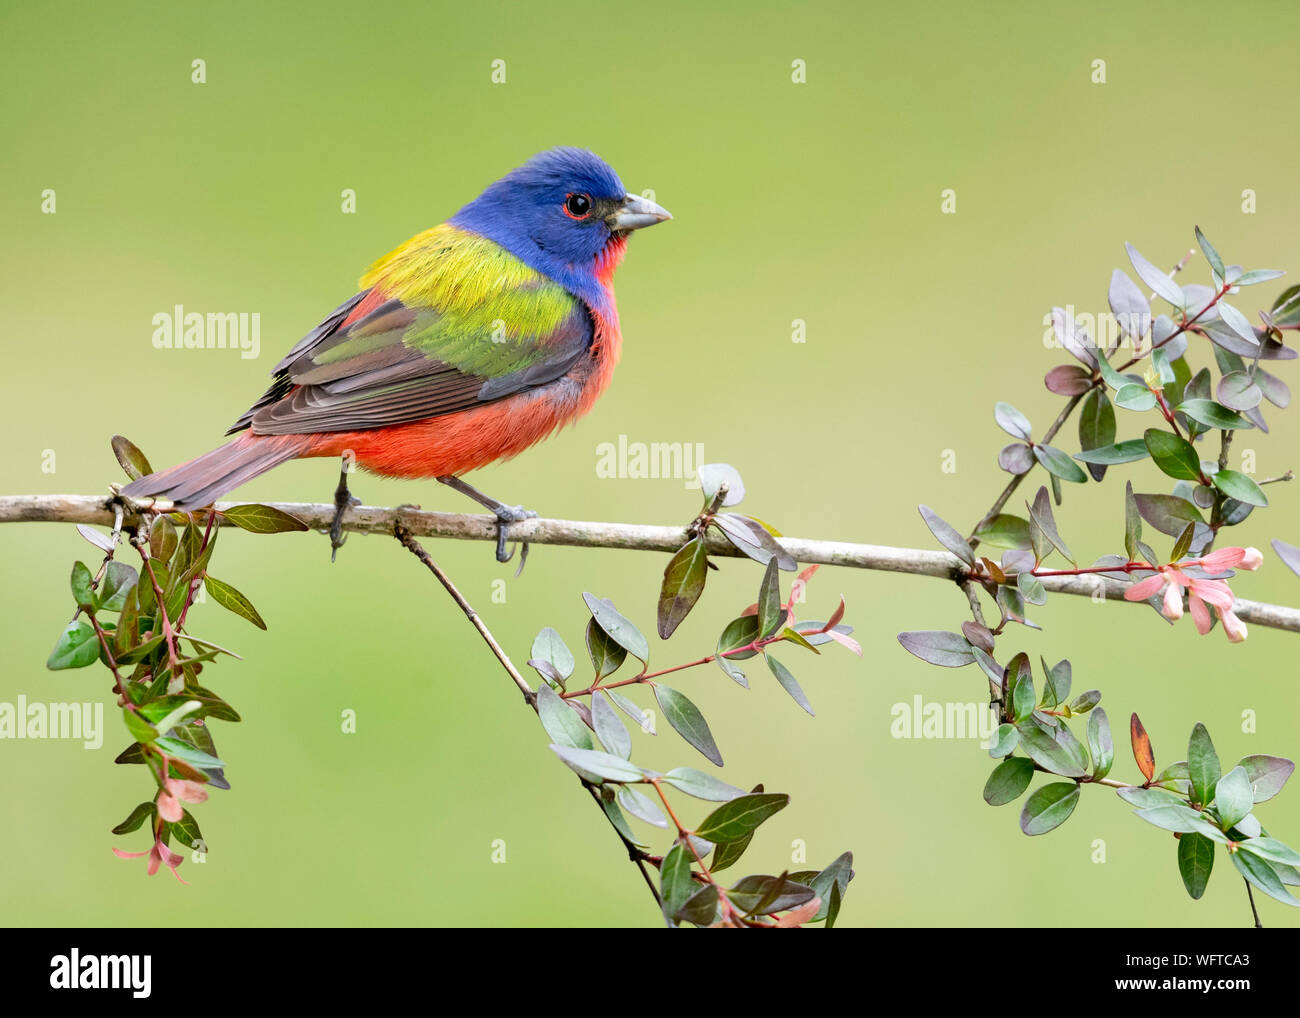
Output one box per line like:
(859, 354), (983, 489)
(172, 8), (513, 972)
(437, 475), (537, 568)
(329, 454), (361, 562)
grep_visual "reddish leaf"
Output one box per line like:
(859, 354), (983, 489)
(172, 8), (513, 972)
(1130, 713), (1155, 783)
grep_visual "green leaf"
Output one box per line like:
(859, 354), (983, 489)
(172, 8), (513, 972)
(1188, 722), (1221, 807)
(1176, 399), (1253, 431)
(615, 785), (667, 828)
(1116, 785), (1186, 809)
(1016, 722), (1088, 778)
(896, 630), (974, 668)
(1151, 347), (1177, 385)
(597, 786), (644, 850)
(1020, 782), (1080, 835)
(1270, 284), (1300, 328)
(1218, 300), (1258, 341)
(697, 463), (745, 507)
(755, 559), (784, 638)
(919, 505), (975, 566)
(585, 618), (627, 681)
(766, 654), (813, 716)
(711, 513), (796, 571)
(531, 627), (575, 681)
(1027, 486), (1073, 563)
(1133, 493), (1203, 538)
(659, 843), (694, 925)
(695, 793), (789, 843)
(46, 620), (100, 670)
(1124, 481), (1142, 561)
(715, 615), (759, 686)
(1178, 832), (1215, 900)
(1231, 848), (1300, 907)
(657, 538), (709, 639)
(1078, 389), (1117, 480)
(726, 874), (816, 916)
(1039, 657), (1071, 709)
(1115, 383), (1157, 412)
(1134, 803), (1215, 835)
(70, 561), (95, 609)
(1032, 444), (1087, 483)
(1212, 469), (1268, 508)
(709, 832), (752, 873)
(1195, 226), (1226, 283)
(591, 691), (631, 759)
(111, 801), (156, 835)
(203, 575), (267, 630)
(655, 685), (722, 766)
(549, 744), (643, 783)
(536, 684), (592, 751)
(1239, 755), (1294, 803)
(983, 757), (1034, 806)
(1073, 440), (1150, 465)
(608, 690), (655, 734)
(994, 402), (1034, 440)
(1144, 429), (1203, 481)
(1239, 838), (1300, 868)
(972, 514), (1032, 550)
(111, 435), (154, 480)
(154, 734), (224, 770)
(1088, 707), (1114, 780)
(1170, 521), (1196, 563)
(1017, 571), (1046, 605)
(1214, 766), (1253, 830)
(988, 723), (1018, 759)
(716, 615), (760, 661)
(1126, 242), (1185, 307)
(219, 503), (308, 533)
(662, 767), (744, 801)
(1007, 653), (1035, 722)
(583, 593), (649, 662)
(97, 562), (138, 613)
(674, 884), (720, 926)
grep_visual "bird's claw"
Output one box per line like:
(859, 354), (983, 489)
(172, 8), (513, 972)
(492, 504), (537, 568)
(329, 457), (362, 563)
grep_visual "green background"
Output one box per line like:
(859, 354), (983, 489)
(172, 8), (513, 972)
(2, 0), (1298, 927)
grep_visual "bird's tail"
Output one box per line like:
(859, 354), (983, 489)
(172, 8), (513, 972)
(119, 432), (311, 510)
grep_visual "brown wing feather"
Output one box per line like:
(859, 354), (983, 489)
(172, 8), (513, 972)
(229, 289), (593, 437)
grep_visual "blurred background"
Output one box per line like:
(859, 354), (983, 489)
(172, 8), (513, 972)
(3, 0), (1298, 927)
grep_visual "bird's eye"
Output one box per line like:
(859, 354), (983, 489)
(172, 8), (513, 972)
(564, 193), (592, 219)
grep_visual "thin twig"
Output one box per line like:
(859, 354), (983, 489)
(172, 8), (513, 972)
(1244, 878), (1263, 929)
(5, 494), (1300, 633)
(391, 520), (662, 908)
(967, 392), (1087, 551)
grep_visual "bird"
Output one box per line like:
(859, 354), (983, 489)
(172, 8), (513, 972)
(120, 147), (672, 563)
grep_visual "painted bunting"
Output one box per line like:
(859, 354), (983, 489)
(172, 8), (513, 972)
(121, 148), (672, 561)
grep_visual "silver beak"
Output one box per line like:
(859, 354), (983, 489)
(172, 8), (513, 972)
(606, 193), (672, 232)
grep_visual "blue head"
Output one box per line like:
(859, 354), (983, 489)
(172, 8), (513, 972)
(450, 147), (671, 308)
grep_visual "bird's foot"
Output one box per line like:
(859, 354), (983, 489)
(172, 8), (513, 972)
(436, 474), (539, 573)
(490, 504), (538, 570)
(329, 457), (362, 562)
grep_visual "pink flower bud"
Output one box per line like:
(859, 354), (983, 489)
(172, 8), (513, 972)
(1241, 547), (1263, 570)
(1198, 547), (1246, 572)
(1124, 574), (1167, 602)
(1162, 582), (1183, 621)
(157, 792), (182, 823)
(1221, 609), (1248, 643)
(165, 779), (209, 805)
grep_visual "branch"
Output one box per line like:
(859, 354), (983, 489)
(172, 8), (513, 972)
(4, 493), (1300, 633)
